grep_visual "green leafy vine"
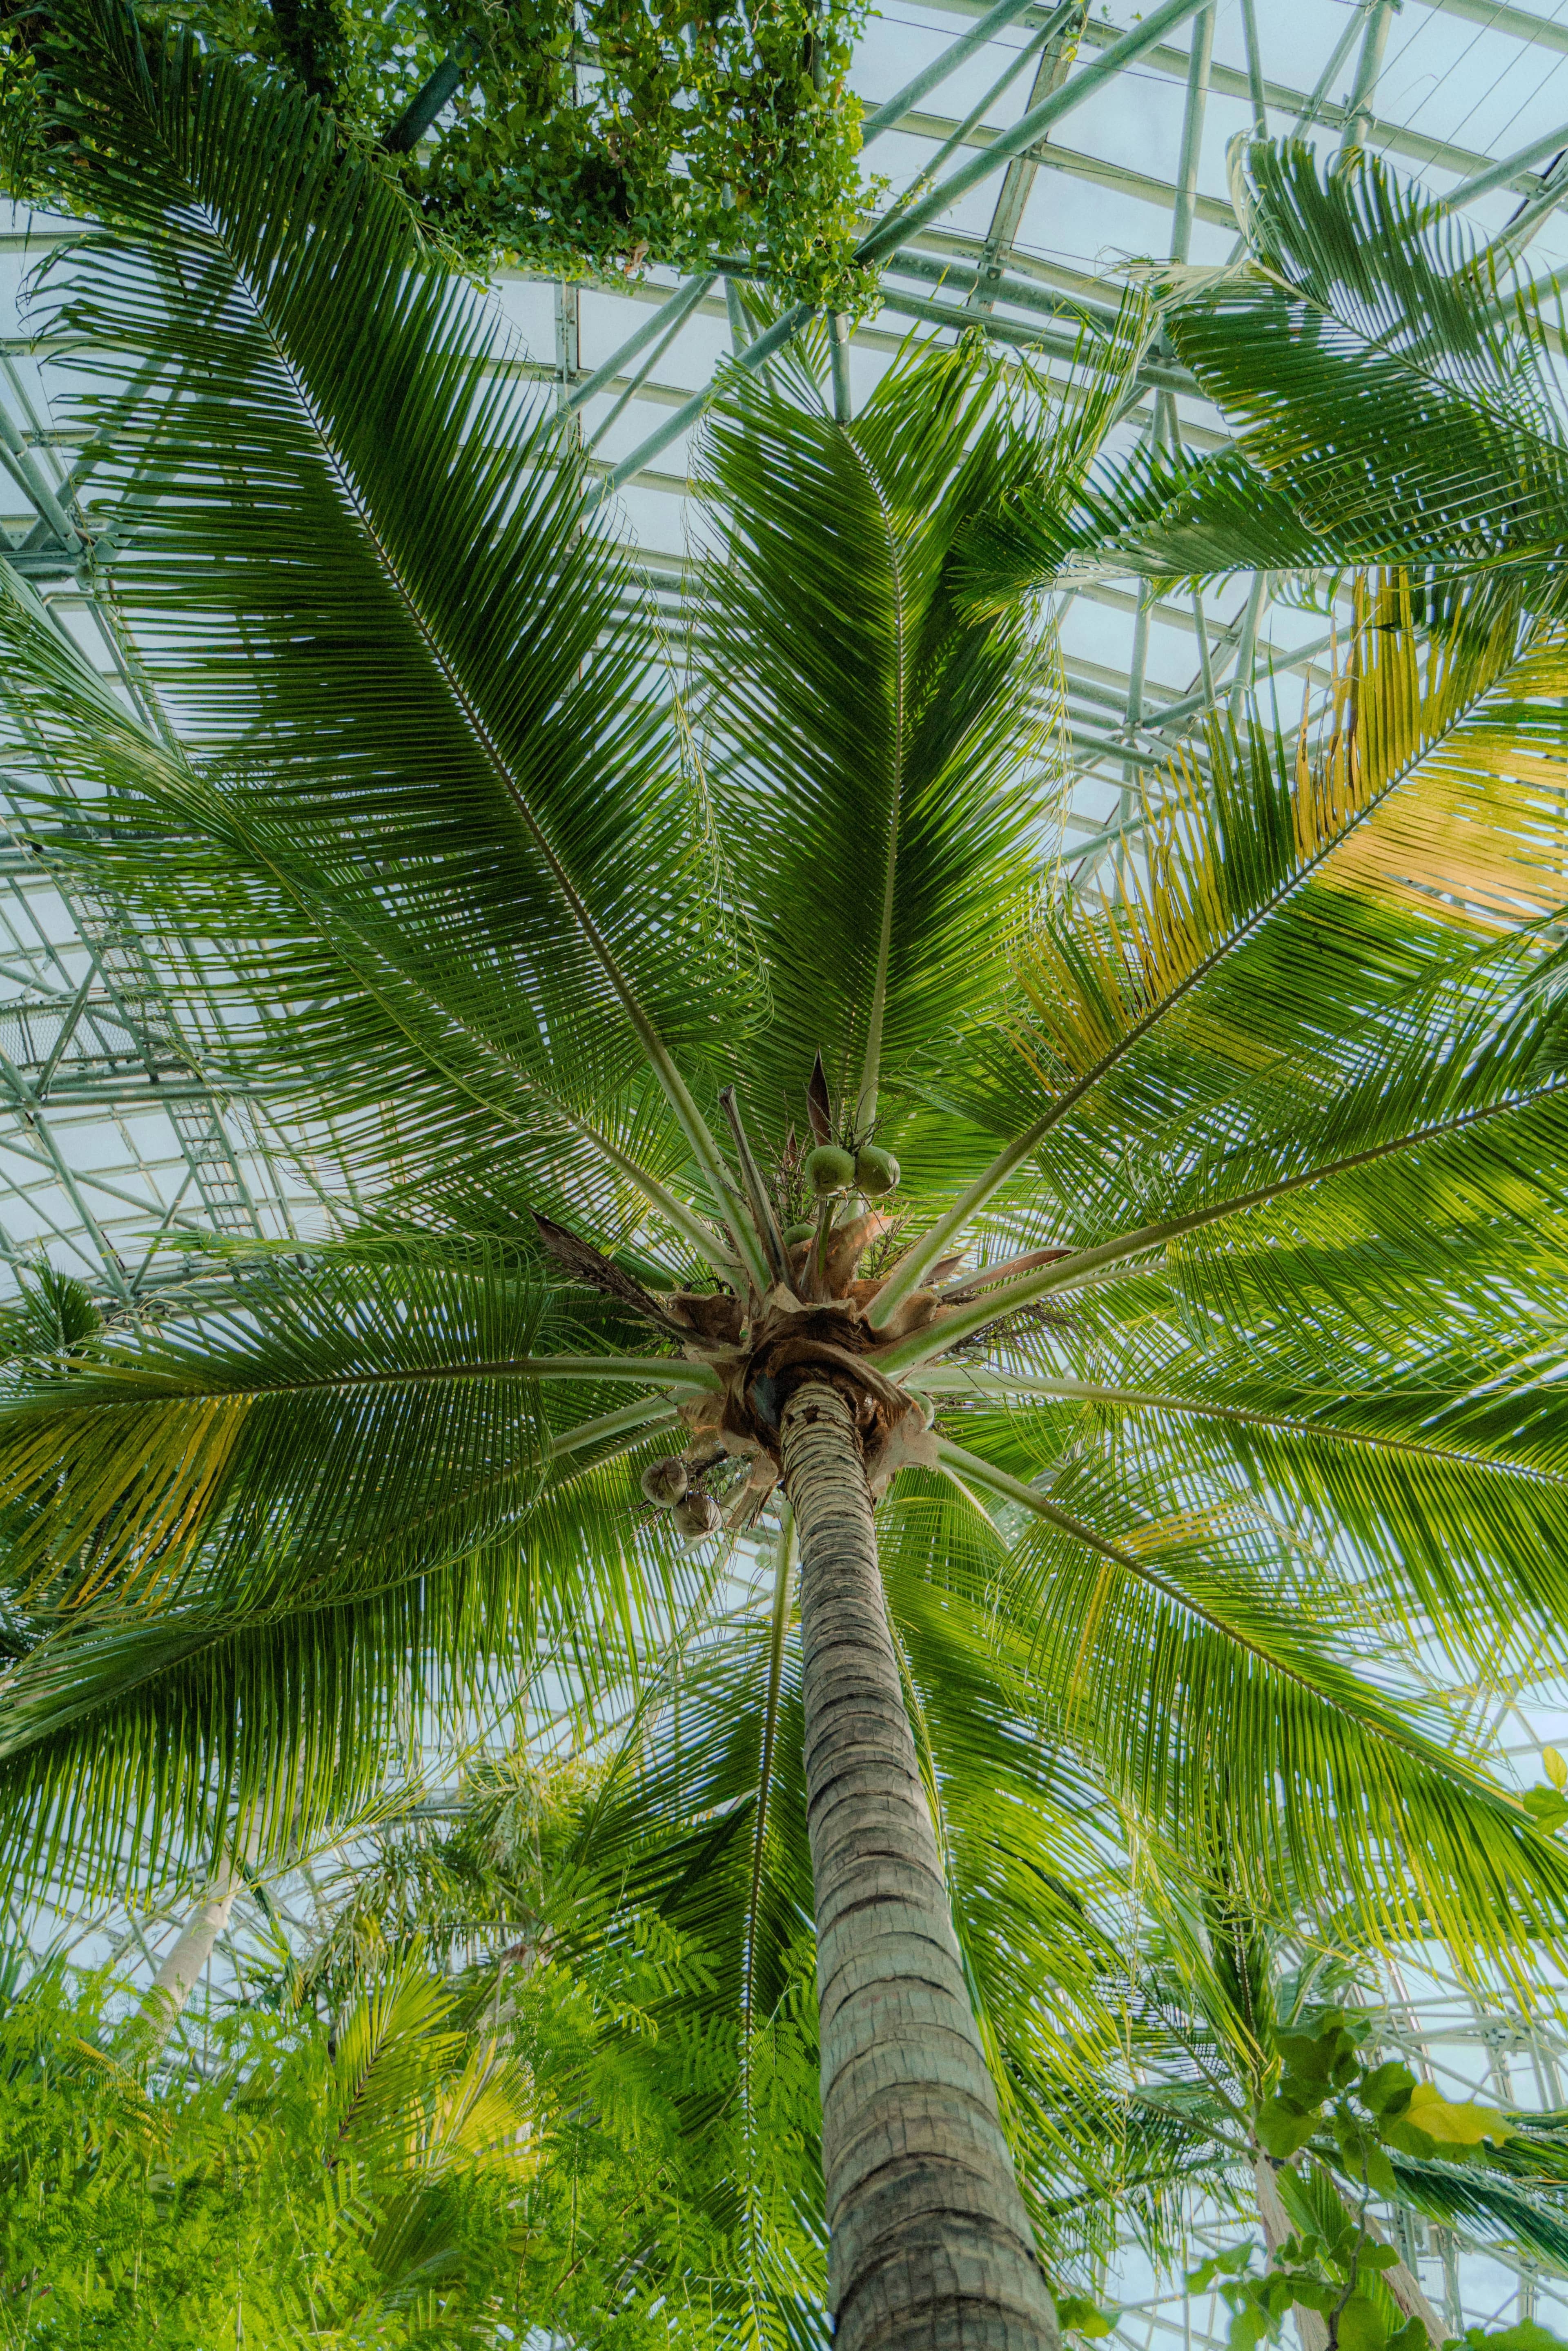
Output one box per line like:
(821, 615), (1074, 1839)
(0, 0), (884, 305)
(1196, 2008), (1542, 2351)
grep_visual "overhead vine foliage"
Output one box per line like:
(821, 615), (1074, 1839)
(0, 0), (878, 302)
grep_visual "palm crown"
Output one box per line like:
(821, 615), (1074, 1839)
(7, 9), (1568, 2344)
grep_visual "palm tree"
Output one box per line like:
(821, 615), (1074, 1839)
(7, 9), (1568, 2347)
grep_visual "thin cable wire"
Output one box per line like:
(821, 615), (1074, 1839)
(1387, 0), (1568, 152)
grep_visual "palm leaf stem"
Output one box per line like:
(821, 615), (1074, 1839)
(567, 1107), (739, 1269)
(1126, 2088), (1254, 2165)
(912, 1370), (1568, 1489)
(934, 1436), (1152, 1573)
(548, 1400), (683, 1460)
(292, 419), (764, 1287)
(743, 1502), (794, 2039)
(719, 1085), (791, 1283)
(848, 432), (907, 1134)
(879, 1074), (1568, 1377)
(73, 1354), (720, 1401)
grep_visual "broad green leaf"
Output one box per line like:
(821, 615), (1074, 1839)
(1255, 2099), (1320, 2159)
(1388, 2081), (1514, 2152)
(1056, 2294), (1116, 2338)
(1359, 2061), (1416, 2118)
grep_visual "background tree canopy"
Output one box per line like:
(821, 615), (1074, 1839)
(0, 0), (874, 299)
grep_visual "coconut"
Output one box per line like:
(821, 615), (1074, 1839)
(783, 1219), (816, 1245)
(639, 1455), (689, 1507)
(673, 1491), (722, 1543)
(805, 1143), (856, 1196)
(854, 1145), (900, 1196)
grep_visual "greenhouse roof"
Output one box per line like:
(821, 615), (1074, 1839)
(1, 0), (1567, 1307)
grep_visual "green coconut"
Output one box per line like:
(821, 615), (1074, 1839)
(639, 1455), (688, 1507)
(855, 1145), (901, 1196)
(805, 1143), (856, 1196)
(784, 1219), (816, 1245)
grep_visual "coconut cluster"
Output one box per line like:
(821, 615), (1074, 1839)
(804, 1143), (900, 1199)
(610, 1067), (954, 1543)
(639, 1455), (722, 1544)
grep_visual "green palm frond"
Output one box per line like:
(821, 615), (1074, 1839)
(691, 312), (1152, 1171)
(921, 1294), (1568, 1680)
(1386, 2147), (1568, 2271)
(1, 0), (768, 1275)
(966, 141), (1568, 607)
(930, 1431), (1568, 1978)
(961, 435), (1339, 603)
(982, 585), (1562, 1133)
(873, 575), (1568, 1321)
(1178, 141), (1568, 574)
(695, 340), (1055, 1138)
(0, 1428), (699, 1894)
(0, 1240), (705, 1605)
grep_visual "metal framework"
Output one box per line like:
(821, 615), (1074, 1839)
(5, 0), (1568, 2334)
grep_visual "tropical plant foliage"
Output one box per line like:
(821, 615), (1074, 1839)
(0, 0), (874, 299)
(1046, 1894), (1568, 2295)
(0, 1953), (541, 2348)
(287, 1737), (833, 2348)
(3, 1712), (829, 2351)
(6, 0), (1568, 2329)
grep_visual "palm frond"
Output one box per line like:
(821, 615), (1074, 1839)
(0, 1240), (712, 1605)
(4, 0), (765, 1271)
(967, 142), (1568, 606)
(694, 336), (1067, 1145)
(915, 1303), (1568, 1680)
(875, 579), (1568, 1324)
(0, 1417), (701, 1895)
(930, 1433), (1568, 1982)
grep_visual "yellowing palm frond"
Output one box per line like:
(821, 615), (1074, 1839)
(1010, 573), (1541, 1108)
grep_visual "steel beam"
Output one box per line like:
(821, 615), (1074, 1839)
(1169, 5), (1215, 267)
(963, 6), (1086, 317)
(858, 0), (1066, 145)
(856, 0), (1211, 263)
(1341, 0), (1397, 155)
(905, 0), (1525, 188)
(1443, 124), (1568, 215)
(586, 303), (813, 504)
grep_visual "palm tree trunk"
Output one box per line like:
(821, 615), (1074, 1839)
(780, 1379), (1060, 2351)
(141, 1857), (244, 2048)
(1254, 2152), (1329, 2351)
(1359, 2210), (1445, 2348)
